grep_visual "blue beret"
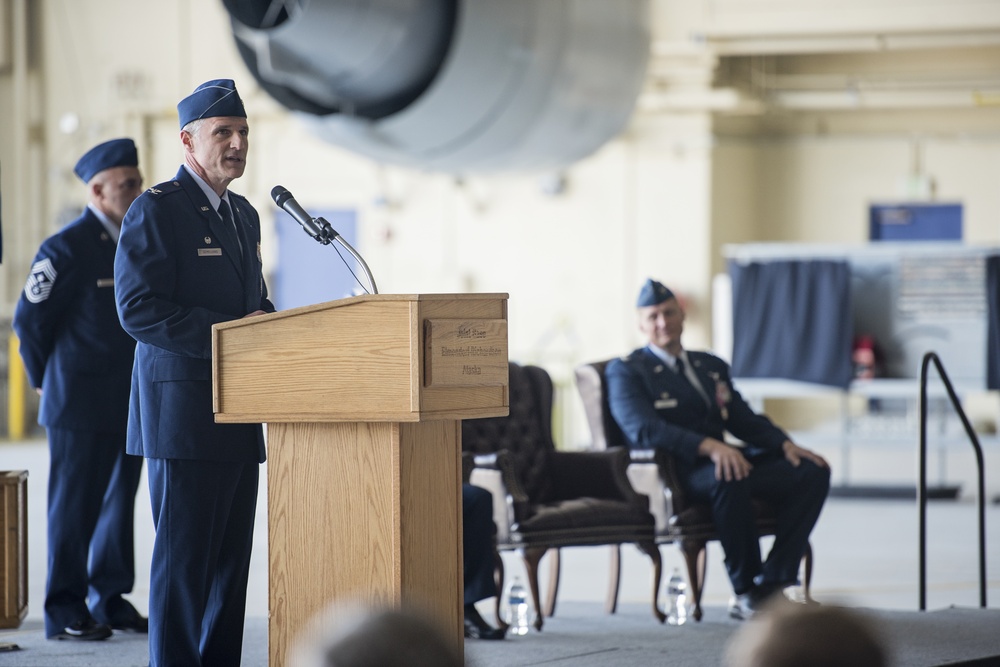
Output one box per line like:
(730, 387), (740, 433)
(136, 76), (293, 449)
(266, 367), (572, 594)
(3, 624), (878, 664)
(177, 79), (247, 128)
(73, 138), (138, 184)
(636, 279), (676, 307)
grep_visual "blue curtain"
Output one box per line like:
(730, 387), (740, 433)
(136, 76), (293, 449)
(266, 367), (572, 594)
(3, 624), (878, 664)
(986, 256), (1000, 390)
(729, 259), (853, 389)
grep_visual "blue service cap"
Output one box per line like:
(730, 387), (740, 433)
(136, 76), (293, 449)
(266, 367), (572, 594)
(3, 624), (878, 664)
(73, 138), (138, 184)
(636, 279), (676, 307)
(177, 79), (246, 128)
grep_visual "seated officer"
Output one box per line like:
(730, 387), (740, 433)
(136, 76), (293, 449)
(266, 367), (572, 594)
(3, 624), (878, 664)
(606, 279), (831, 619)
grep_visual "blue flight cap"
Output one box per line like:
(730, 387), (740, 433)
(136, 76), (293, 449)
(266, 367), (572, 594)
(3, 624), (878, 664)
(177, 79), (247, 128)
(73, 138), (138, 184)
(636, 279), (676, 307)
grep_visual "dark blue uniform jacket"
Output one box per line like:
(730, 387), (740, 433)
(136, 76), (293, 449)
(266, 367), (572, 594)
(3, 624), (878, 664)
(114, 167), (274, 463)
(13, 208), (135, 430)
(606, 347), (789, 472)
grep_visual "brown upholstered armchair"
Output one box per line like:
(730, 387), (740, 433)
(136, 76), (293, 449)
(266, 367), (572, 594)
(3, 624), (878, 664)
(462, 362), (664, 631)
(574, 359), (813, 622)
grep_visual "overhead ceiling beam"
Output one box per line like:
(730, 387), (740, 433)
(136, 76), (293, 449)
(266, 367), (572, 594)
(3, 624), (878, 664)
(699, 29), (1000, 56)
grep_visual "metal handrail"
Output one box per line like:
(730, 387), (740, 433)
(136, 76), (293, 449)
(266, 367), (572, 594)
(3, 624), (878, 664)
(918, 352), (987, 611)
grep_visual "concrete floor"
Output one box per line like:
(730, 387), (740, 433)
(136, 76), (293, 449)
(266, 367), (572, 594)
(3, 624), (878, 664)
(2, 436), (998, 666)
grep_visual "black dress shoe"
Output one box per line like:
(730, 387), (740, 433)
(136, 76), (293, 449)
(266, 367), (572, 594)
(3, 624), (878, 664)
(52, 619), (112, 641)
(111, 614), (148, 633)
(463, 604), (505, 640)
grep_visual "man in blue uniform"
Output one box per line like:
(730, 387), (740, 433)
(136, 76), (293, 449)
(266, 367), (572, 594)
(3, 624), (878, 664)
(462, 483), (505, 640)
(606, 279), (830, 620)
(115, 79), (274, 666)
(13, 138), (147, 641)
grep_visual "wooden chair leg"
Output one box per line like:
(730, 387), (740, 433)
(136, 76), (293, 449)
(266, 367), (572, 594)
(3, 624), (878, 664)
(605, 545), (622, 615)
(681, 538), (708, 622)
(543, 548), (561, 618)
(493, 548), (508, 630)
(523, 547), (547, 631)
(802, 541), (814, 603)
(697, 545), (707, 617)
(636, 541), (666, 623)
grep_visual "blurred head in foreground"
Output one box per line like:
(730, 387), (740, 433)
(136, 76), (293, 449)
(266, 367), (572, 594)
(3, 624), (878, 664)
(725, 602), (888, 667)
(291, 603), (464, 667)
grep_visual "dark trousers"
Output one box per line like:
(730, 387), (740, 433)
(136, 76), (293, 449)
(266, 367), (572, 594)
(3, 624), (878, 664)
(44, 428), (143, 636)
(146, 458), (258, 667)
(463, 483), (498, 605)
(685, 453), (830, 595)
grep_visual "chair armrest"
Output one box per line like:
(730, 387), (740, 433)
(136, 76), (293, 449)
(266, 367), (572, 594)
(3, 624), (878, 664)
(625, 455), (674, 537)
(468, 450), (530, 544)
(549, 447), (648, 509)
(468, 467), (513, 545)
(644, 447), (691, 512)
(468, 451), (529, 503)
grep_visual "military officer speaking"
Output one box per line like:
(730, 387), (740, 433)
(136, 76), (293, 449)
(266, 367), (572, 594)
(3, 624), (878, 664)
(13, 138), (148, 640)
(115, 79), (274, 667)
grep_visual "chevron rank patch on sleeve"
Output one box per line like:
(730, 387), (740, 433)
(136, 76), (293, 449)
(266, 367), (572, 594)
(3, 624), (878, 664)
(25, 257), (58, 303)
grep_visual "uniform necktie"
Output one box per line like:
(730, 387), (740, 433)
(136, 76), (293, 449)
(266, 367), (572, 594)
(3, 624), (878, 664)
(218, 199), (244, 258)
(675, 356), (711, 406)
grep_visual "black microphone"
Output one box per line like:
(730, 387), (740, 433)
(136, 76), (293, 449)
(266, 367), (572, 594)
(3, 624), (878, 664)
(271, 185), (331, 242)
(270, 184), (379, 294)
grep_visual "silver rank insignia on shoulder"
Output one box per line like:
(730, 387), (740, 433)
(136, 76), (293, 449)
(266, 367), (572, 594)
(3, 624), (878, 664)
(148, 187), (162, 194)
(25, 258), (57, 303)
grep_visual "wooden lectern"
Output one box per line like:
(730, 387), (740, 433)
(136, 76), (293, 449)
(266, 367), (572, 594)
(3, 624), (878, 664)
(211, 293), (508, 666)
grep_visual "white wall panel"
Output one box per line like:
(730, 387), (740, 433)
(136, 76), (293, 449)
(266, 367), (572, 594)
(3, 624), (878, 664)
(701, 0), (1000, 43)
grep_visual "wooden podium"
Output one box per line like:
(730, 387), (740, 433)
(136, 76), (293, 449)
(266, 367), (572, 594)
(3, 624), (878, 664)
(211, 293), (508, 666)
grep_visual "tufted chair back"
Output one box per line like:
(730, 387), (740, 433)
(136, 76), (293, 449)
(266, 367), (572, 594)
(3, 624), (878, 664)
(462, 362), (557, 503)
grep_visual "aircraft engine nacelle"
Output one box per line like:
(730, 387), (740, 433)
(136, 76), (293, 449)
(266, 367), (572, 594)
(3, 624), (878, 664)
(224, 0), (650, 173)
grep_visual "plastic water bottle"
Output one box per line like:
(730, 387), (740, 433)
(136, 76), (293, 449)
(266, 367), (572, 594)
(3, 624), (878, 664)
(665, 568), (688, 626)
(505, 577), (530, 635)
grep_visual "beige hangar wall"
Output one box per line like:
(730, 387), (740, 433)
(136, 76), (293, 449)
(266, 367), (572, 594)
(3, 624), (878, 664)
(2, 0), (999, 448)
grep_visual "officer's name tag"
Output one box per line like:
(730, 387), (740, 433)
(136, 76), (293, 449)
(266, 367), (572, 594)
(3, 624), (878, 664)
(654, 398), (678, 409)
(198, 248), (222, 256)
(96, 278), (114, 288)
